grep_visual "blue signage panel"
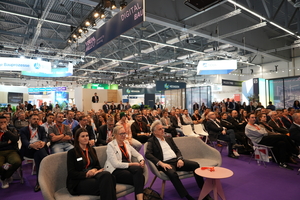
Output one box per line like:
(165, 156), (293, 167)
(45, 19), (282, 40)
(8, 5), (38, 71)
(156, 81), (186, 91)
(28, 87), (67, 93)
(85, 0), (145, 55)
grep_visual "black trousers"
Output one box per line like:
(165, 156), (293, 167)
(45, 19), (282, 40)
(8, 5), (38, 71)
(135, 135), (149, 144)
(112, 165), (145, 195)
(218, 129), (236, 155)
(165, 127), (178, 137)
(23, 146), (49, 180)
(158, 158), (204, 198)
(76, 171), (117, 200)
(259, 135), (297, 163)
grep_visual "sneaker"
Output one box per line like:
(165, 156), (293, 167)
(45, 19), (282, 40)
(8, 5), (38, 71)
(279, 162), (294, 170)
(1, 179), (9, 189)
(233, 149), (240, 157)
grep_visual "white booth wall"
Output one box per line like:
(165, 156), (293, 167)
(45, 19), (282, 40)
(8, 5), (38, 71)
(74, 87), (122, 113)
(0, 86), (29, 104)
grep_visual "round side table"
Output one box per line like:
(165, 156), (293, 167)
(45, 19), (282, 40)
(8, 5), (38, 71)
(195, 167), (233, 200)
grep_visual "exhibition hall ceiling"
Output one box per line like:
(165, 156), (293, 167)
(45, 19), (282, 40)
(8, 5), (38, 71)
(0, 0), (299, 87)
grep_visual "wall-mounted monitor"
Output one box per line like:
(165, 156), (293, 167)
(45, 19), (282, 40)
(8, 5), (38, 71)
(197, 60), (237, 75)
(8, 92), (23, 104)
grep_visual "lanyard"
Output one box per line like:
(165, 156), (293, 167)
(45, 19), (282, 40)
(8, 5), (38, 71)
(0, 132), (4, 141)
(284, 116), (292, 123)
(262, 122), (273, 131)
(272, 119), (280, 128)
(56, 124), (64, 135)
(278, 118), (286, 128)
(82, 147), (90, 169)
(67, 120), (74, 129)
(248, 123), (260, 130)
(138, 122), (143, 132)
(119, 142), (130, 162)
(29, 126), (38, 139)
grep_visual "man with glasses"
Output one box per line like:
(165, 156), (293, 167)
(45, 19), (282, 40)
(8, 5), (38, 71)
(48, 112), (74, 154)
(131, 113), (150, 144)
(73, 115), (96, 146)
(96, 117), (115, 146)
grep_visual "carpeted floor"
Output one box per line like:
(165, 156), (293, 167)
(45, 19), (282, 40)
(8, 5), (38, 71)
(2, 148), (300, 200)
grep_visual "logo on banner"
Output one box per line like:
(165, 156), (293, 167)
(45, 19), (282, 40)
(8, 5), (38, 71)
(164, 83), (170, 89)
(126, 89), (131, 94)
(34, 63), (41, 69)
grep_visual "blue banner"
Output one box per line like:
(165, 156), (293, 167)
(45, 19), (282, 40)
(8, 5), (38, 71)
(28, 87), (67, 93)
(85, 0), (145, 55)
(156, 81), (186, 91)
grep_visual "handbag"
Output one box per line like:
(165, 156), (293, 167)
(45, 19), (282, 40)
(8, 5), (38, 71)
(143, 187), (162, 200)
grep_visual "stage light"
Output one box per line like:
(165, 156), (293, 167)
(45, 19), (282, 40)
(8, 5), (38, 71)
(111, 1), (116, 9)
(93, 11), (99, 18)
(68, 38), (72, 43)
(72, 34), (77, 38)
(78, 28), (83, 33)
(85, 20), (91, 27)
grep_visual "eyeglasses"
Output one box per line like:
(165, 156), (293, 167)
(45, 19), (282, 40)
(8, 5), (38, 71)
(118, 132), (127, 136)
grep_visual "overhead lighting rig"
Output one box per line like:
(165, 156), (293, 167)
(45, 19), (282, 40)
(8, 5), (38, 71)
(67, 0), (127, 44)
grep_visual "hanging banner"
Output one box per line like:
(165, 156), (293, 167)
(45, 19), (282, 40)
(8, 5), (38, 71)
(85, 0), (145, 55)
(0, 58), (51, 73)
(22, 63), (73, 77)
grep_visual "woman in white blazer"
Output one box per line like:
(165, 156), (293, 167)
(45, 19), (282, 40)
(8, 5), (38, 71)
(104, 125), (145, 200)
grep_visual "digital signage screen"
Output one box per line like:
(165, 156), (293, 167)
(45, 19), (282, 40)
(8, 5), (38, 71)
(8, 92), (23, 104)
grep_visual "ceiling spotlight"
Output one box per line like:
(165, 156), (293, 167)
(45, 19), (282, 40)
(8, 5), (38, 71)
(92, 21), (97, 27)
(93, 11), (99, 18)
(34, 49), (39, 54)
(73, 39), (77, 43)
(100, 10), (106, 19)
(120, 1), (127, 10)
(77, 34), (82, 39)
(111, 1), (116, 9)
(83, 29), (88, 34)
(72, 34), (77, 38)
(85, 20), (91, 27)
(68, 38), (72, 43)
(78, 28), (83, 33)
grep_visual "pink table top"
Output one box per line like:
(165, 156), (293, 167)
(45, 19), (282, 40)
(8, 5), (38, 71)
(195, 167), (233, 179)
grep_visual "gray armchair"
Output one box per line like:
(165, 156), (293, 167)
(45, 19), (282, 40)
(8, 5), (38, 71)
(39, 146), (148, 200)
(144, 136), (221, 199)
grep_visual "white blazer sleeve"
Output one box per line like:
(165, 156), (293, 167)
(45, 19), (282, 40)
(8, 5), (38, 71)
(106, 141), (129, 169)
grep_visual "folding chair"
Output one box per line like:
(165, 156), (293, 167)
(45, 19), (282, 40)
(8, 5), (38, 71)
(193, 124), (209, 143)
(249, 143), (277, 168)
(181, 125), (198, 137)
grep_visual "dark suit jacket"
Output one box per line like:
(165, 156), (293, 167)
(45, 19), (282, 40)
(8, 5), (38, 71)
(102, 104), (109, 113)
(19, 125), (47, 156)
(246, 105), (255, 113)
(281, 116), (293, 129)
(0, 126), (18, 151)
(110, 105), (116, 112)
(131, 121), (149, 139)
(268, 119), (289, 134)
(193, 103), (199, 111)
(92, 96), (99, 103)
(117, 104), (125, 110)
(96, 125), (109, 146)
(145, 136), (183, 166)
(289, 123), (300, 146)
(142, 116), (152, 125)
(72, 125), (95, 140)
(170, 115), (180, 128)
(205, 120), (223, 140)
(67, 148), (101, 195)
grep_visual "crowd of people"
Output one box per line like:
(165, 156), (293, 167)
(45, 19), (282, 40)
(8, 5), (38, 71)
(1, 98), (300, 199)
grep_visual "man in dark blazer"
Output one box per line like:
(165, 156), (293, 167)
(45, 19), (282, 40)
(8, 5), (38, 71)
(110, 101), (117, 113)
(72, 116), (95, 146)
(117, 101), (125, 110)
(268, 111), (289, 135)
(205, 112), (241, 158)
(289, 113), (300, 146)
(246, 102), (255, 113)
(193, 102), (199, 112)
(19, 114), (49, 192)
(92, 93), (99, 103)
(145, 121), (212, 200)
(282, 108), (293, 129)
(102, 101), (110, 113)
(131, 113), (150, 143)
(96, 118), (115, 146)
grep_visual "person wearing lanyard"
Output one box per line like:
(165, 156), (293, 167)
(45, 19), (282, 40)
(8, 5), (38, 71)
(0, 116), (21, 189)
(19, 114), (49, 192)
(267, 111), (289, 135)
(41, 113), (54, 136)
(63, 111), (79, 131)
(104, 126), (145, 200)
(131, 113), (150, 144)
(245, 113), (299, 170)
(48, 112), (74, 154)
(96, 117), (115, 146)
(67, 128), (116, 200)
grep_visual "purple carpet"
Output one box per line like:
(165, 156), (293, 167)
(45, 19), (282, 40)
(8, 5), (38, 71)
(2, 149), (299, 200)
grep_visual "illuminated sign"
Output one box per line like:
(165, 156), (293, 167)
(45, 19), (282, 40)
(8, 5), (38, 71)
(197, 60), (237, 75)
(0, 58), (51, 73)
(22, 63), (73, 77)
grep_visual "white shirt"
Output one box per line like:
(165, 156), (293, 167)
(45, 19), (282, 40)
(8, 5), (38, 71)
(29, 126), (40, 144)
(156, 137), (176, 161)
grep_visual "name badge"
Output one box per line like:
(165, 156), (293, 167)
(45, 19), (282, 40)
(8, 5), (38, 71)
(77, 157), (83, 161)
